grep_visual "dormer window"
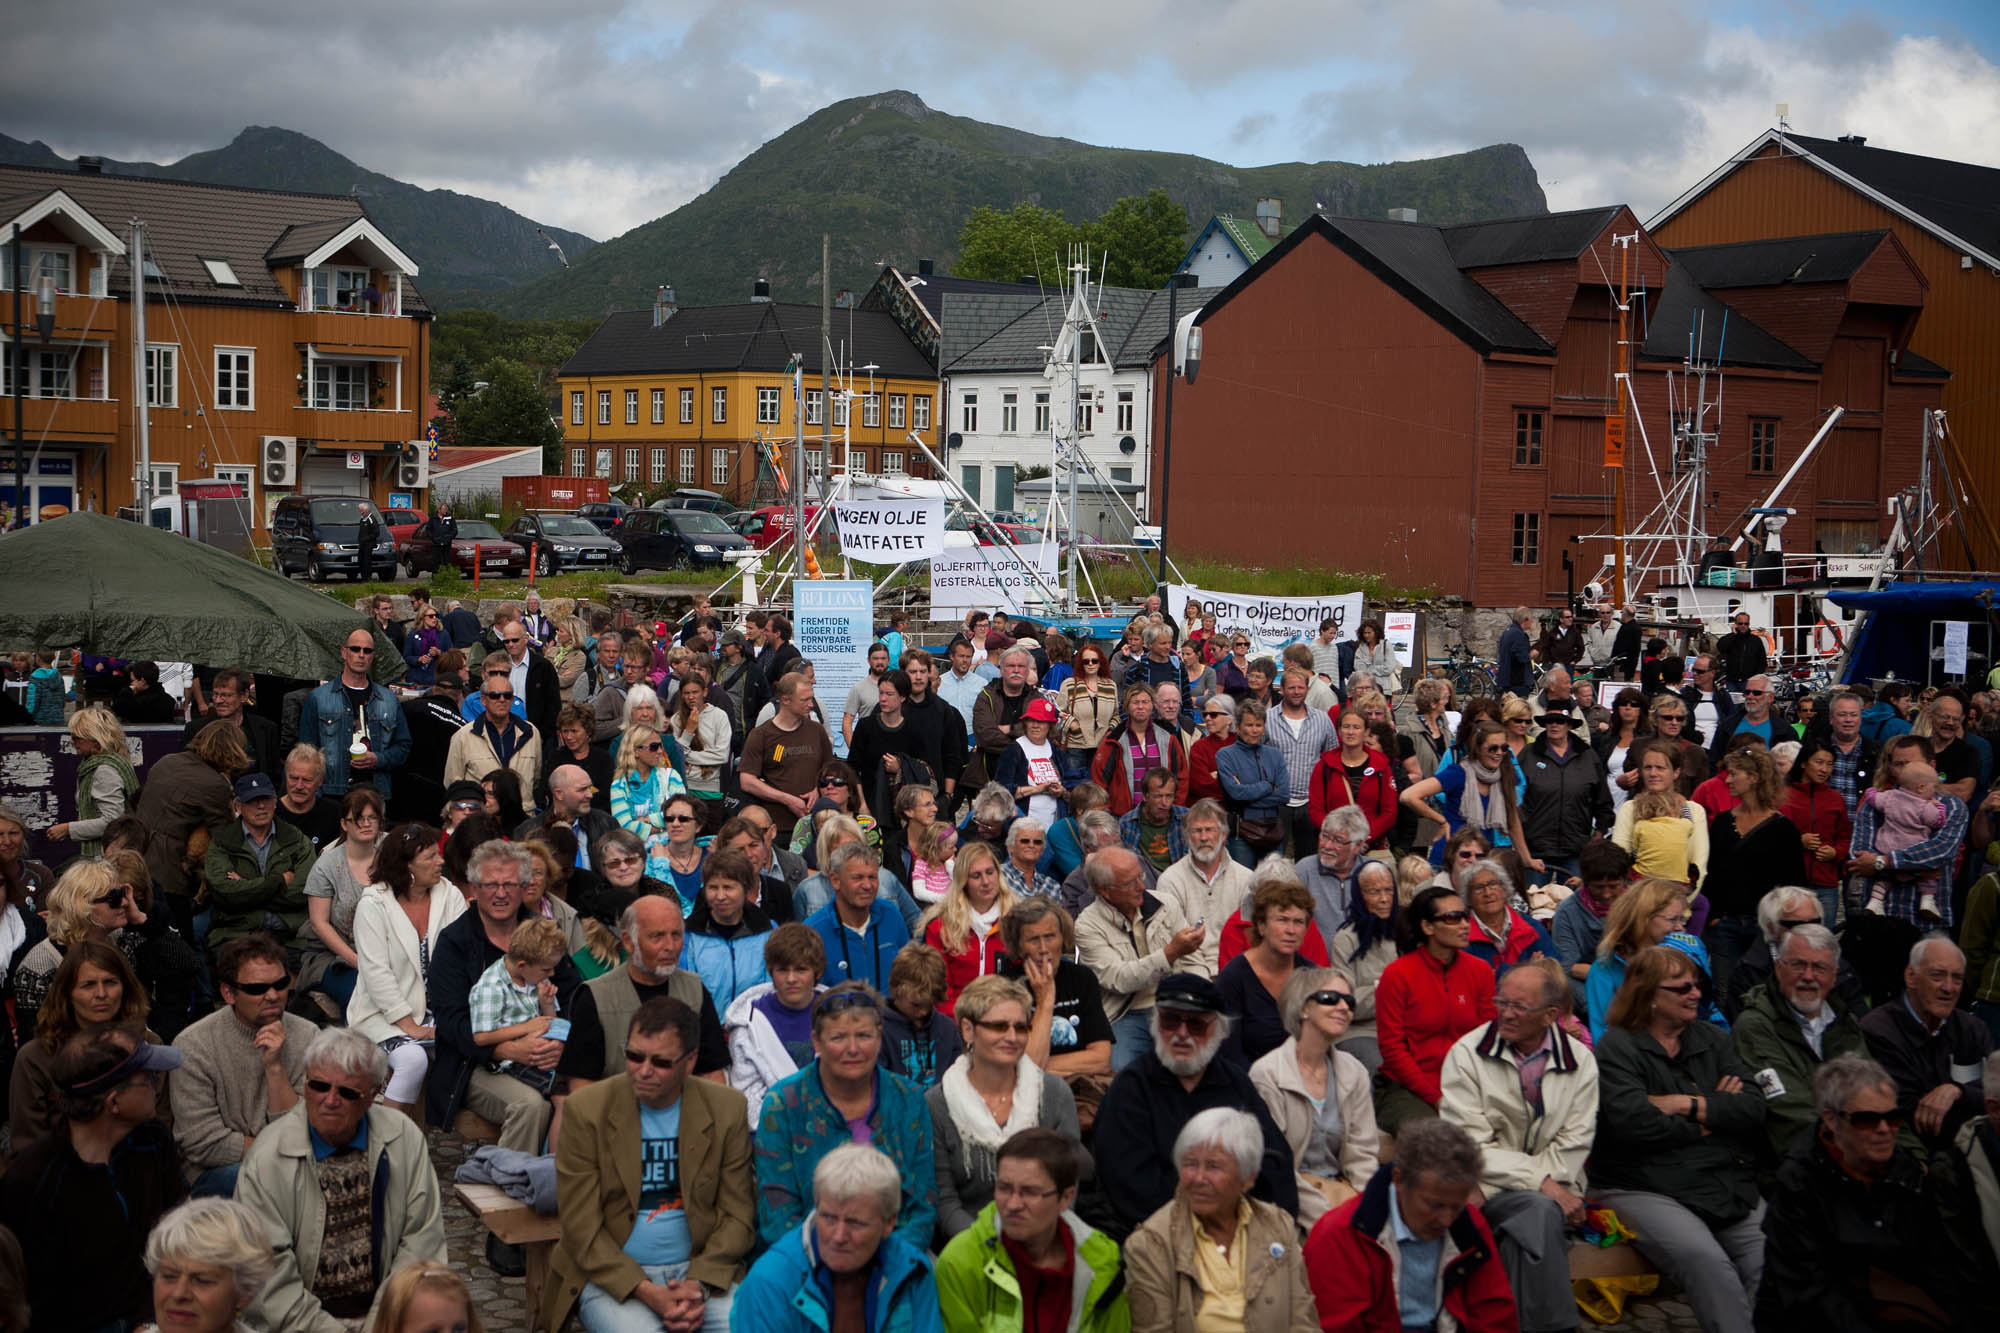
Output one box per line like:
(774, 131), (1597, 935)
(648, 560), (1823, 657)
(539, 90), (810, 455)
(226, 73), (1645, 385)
(311, 265), (373, 311)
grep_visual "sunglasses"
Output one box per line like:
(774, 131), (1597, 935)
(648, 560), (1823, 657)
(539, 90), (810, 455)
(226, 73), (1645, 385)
(1657, 980), (1699, 996)
(229, 976), (292, 996)
(485, 690), (515, 700)
(449, 800), (484, 813)
(602, 855), (641, 870)
(624, 1048), (686, 1071)
(1837, 1108), (1906, 1131)
(819, 777), (849, 788)
(1204, 710), (1228, 718)
(344, 644), (375, 654)
(974, 1019), (1032, 1035)
(1308, 990), (1356, 1009)
(1431, 909), (1471, 923)
(94, 886), (129, 909)
(1156, 1010), (1217, 1034)
(814, 989), (880, 1018)
(307, 1077), (367, 1102)
(662, 813), (698, 824)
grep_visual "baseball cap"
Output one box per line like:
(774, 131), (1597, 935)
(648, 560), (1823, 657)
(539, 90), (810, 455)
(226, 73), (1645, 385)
(1155, 973), (1225, 1014)
(985, 630), (1016, 651)
(1022, 698), (1058, 724)
(59, 1037), (183, 1097)
(233, 772), (277, 802)
(720, 628), (747, 647)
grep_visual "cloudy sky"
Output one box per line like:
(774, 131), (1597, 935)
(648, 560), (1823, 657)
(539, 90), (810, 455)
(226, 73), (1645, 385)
(6, 0), (1998, 240)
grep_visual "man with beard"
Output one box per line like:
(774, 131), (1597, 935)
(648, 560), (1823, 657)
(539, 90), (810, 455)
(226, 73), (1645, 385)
(1733, 923), (1866, 1163)
(1295, 806), (1371, 947)
(1152, 799), (1250, 978)
(1089, 973), (1295, 1238)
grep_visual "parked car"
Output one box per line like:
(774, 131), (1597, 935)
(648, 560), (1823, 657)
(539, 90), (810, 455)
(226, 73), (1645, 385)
(652, 487), (741, 517)
(382, 505), (426, 553)
(575, 500), (636, 534)
(506, 510), (621, 575)
(403, 518), (528, 578)
(614, 508), (752, 572)
(730, 504), (824, 550)
(271, 494), (391, 581)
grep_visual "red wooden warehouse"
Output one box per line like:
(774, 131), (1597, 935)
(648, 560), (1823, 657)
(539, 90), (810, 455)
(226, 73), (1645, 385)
(1151, 206), (1947, 607)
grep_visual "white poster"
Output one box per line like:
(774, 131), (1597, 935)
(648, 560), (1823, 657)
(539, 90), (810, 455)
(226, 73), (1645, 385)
(1384, 611), (1418, 668)
(795, 579), (875, 758)
(1168, 583), (1365, 653)
(1943, 620), (1969, 675)
(931, 543), (1058, 615)
(832, 498), (947, 561)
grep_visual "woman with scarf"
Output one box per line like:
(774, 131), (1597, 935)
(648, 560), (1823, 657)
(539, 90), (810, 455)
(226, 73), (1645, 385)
(1400, 720), (1533, 870)
(920, 842), (1018, 1014)
(1328, 859), (1402, 1075)
(46, 706), (140, 857)
(926, 974), (1085, 1245)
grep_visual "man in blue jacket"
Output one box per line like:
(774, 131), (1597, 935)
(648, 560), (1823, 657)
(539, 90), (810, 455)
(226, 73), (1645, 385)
(296, 627), (412, 798)
(1495, 607), (1536, 698)
(805, 842), (910, 991)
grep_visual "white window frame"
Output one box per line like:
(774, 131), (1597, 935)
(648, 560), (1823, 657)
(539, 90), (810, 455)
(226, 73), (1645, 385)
(961, 392), (977, 433)
(650, 447), (667, 484)
(2, 242), (77, 294)
(887, 394), (905, 429)
(1000, 391), (1017, 433)
(711, 386), (727, 424)
(310, 265), (371, 312)
(883, 450), (904, 473)
(1034, 390), (1051, 433)
(212, 464), (254, 507)
(312, 360), (368, 410)
(806, 390), (824, 426)
(757, 385), (780, 424)
(711, 447), (731, 486)
(651, 388), (665, 425)
(912, 395), (930, 431)
(679, 387), (694, 424)
(145, 343), (178, 407)
(806, 449), (823, 481)
(149, 462), (179, 499)
(215, 346), (254, 410)
(1116, 388), (1134, 432)
(571, 391), (585, 425)
(1077, 399), (1093, 434)
(863, 392), (880, 428)
(597, 390), (611, 425)
(570, 447), (588, 477)
(623, 446), (640, 479)
(679, 447), (697, 483)
(834, 394), (849, 427)
(625, 389), (639, 425)
(201, 257), (241, 287)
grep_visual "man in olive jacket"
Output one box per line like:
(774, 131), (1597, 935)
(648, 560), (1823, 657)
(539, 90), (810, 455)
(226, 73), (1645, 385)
(544, 996), (754, 1333)
(1732, 923), (1865, 1165)
(202, 772), (315, 956)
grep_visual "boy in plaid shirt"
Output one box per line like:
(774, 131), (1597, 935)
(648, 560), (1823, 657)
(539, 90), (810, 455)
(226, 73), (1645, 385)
(470, 916), (569, 1093)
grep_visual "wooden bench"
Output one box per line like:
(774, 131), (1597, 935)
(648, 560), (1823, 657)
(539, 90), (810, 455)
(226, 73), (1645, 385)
(454, 1182), (561, 1330)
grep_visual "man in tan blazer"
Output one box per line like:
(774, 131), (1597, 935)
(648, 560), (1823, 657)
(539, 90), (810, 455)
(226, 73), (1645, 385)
(543, 995), (754, 1332)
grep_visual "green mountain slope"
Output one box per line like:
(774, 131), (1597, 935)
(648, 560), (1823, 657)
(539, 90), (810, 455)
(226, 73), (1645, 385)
(0, 126), (594, 299)
(485, 89), (1547, 318)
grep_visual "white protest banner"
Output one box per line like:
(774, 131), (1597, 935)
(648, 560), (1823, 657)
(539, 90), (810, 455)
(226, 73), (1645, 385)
(795, 579), (874, 758)
(832, 498), (947, 562)
(1168, 583), (1365, 653)
(931, 543), (1057, 615)
(1384, 611), (1418, 668)
(1943, 620), (1969, 676)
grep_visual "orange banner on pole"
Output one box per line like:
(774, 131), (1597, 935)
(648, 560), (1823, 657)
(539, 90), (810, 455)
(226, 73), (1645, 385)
(1604, 416), (1626, 469)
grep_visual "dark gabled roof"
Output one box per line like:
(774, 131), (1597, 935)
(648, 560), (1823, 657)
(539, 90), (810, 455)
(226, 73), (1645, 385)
(939, 284), (1214, 373)
(895, 272), (1055, 329)
(1636, 263), (1814, 372)
(265, 218), (357, 265)
(1320, 215), (1550, 354)
(560, 302), (933, 379)
(1667, 230), (1894, 289)
(1439, 206), (1623, 267)
(0, 164), (430, 313)
(1783, 134), (2000, 266)
(1897, 348), (1950, 379)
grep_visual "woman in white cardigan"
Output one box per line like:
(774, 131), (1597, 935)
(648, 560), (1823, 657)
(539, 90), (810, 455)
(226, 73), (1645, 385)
(346, 824), (467, 1115)
(665, 673), (731, 810)
(1250, 966), (1379, 1229)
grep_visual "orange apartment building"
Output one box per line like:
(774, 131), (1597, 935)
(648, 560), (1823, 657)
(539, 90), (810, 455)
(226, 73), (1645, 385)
(1, 161), (431, 534)
(556, 287), (936, 504)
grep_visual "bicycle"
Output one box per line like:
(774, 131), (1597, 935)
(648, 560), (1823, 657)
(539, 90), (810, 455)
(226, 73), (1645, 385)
(1426, 643), (1498, 699)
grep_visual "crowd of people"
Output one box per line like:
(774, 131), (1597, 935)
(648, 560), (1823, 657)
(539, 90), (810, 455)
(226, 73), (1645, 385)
(2, 589), (2000, 1333)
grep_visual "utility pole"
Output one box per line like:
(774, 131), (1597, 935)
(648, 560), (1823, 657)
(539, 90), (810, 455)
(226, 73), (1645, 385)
(1609, 232), (1635, 607)
(132, 218), (151, 515)
(1155, 272), (1194, 595)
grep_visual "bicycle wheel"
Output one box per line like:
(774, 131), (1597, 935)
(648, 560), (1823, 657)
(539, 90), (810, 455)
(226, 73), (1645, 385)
(1450, 665), (1497, 698)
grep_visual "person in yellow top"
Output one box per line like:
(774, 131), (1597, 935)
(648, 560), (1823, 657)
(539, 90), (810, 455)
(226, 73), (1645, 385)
(1611, 739), (1710, 887)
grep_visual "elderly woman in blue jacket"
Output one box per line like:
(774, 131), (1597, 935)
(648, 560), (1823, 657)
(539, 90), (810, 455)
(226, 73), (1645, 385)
(734, 1142), (944, 1333)
(1216, 700), (1291, 866)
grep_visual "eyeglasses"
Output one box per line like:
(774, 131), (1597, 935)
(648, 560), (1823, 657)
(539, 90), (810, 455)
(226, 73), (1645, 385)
(1776, 957), (1835, 976)
(1657, 980), (1699, 996)
(974, 1018), (1032, 1035)
(1156, 1010), (1217, 1034)
(624, 1047), (688, 1071)
(1837, 1108), (1906, 1131)
(1455, 847), (1483, 860)
(485, 689), (515, 700)
(307, 1077), (367, 1102)
(819, 777), (849, 788)
(344, 644), (375, 654)
(814, 989), (880, 1019)
(94, 886), (129, 909)
(1491, 997), (1548, 1014)
(229, 976), (293, 996)
(1431, 909), (1471, 923)
(993, 1181), (1061, 1202)
(602, 855), (640, 870)
(1308, 990), (1356, 1009)
(1015, 836), (1045, 846)
(1654, 911), (1691, 927)
(662, 813), (698, 824)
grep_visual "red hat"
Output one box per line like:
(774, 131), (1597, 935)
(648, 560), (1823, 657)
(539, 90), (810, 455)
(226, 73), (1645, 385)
(1022, 698), (1058, 724)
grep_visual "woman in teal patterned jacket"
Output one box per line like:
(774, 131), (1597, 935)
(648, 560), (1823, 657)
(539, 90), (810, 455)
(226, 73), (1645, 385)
(753, 981), (938, 1252)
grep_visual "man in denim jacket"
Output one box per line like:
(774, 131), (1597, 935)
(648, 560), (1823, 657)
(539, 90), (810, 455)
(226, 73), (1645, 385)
(297, 626), (413, 797)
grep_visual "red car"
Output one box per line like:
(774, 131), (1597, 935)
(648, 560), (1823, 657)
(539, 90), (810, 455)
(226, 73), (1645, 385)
(730, 505), (824, 549)
(402, 518), (528, 578)
(383, 506), (425, 560)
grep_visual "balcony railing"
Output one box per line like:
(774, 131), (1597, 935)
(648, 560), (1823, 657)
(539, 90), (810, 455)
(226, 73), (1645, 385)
(6, 396), (119, 443)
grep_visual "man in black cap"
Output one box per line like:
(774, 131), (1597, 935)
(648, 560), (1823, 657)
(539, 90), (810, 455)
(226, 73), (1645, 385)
(1089, 972), (1297, 1238)
(0, 1026), (186, 1330)
(203, 771), (315, 959)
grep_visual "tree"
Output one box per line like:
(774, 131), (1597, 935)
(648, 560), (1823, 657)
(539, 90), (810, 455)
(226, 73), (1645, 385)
(453, 358), (562, 469)
(953, 202), (1079, 286)
(430, 352), (477, 447)
(1086, 189), (1190, 289)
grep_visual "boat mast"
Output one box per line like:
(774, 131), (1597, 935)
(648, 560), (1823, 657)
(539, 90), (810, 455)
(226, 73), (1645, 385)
(1611, 232), (1633, 605)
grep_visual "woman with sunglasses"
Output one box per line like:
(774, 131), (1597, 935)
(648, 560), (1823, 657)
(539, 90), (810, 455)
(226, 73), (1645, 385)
(608, 722), (687, 880)
(1057, 643), (1119, 781)
(1215, 633), (1254, 700)
(786, 760), (879, 860)
(1371, 884), (1495, 1134)
(297, 788), (386, 1008)
(44, 707), (138, 859)
(8, 857), (146, 1045)
(927, 974), (1084, 1243)
(653, 792), (709, 912)
(611, 682), (685, 776)
(1401, 720), (1533, 871)
(1647, 695), (1710, 796)
(400, 605), (448, 685)
(347, 823), (466, 1118)
(1591, 945), (1767, 1333)
(1250, 966), (1378, 1226)
(1187, 693), (1235, 806)
(1595, 686), (1652, 811)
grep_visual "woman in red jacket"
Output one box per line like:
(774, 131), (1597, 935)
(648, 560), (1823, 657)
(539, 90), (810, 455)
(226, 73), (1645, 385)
(1778, 738), (1851, 925)
(1186, 693), (1236, 806)
(919, 839), (1017, 1014)
(1309, 709), (1397, 847)
(1371, 885), (1495, 1133)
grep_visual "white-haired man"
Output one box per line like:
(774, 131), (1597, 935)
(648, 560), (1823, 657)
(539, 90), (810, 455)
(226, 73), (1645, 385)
(1733, 922), (1866, 1162)
(1860, 936), (1994, 1152)
(1152, 798), (1250, 978)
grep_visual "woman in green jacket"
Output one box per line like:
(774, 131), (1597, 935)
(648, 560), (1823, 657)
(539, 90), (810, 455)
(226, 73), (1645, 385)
(47, 706), (140, 858)
(936, 1128), (1129, 1333)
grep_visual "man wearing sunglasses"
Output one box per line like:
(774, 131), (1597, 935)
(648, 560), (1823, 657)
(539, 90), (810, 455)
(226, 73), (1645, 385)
(1092, 972), (1296, 1235)
(172, 934), (317, 1198)
(494, 607), (564, 747)
(444, 664), (544, 796)
(546, 997), (752, 1333)
(297, 627), (412, 798)
(236, 1027), (447, 1331)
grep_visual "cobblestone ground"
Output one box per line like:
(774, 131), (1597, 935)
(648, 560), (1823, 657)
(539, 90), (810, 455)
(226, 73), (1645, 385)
(425, 1132), (1702, 1333)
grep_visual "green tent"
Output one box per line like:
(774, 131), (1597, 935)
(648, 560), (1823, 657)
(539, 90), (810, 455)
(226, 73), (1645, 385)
(0, 511), (405, 681)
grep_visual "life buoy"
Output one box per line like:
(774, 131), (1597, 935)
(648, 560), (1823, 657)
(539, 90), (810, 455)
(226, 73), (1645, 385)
(1755, 628), (1779, 665)
(1812, 619), (1844, 657)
